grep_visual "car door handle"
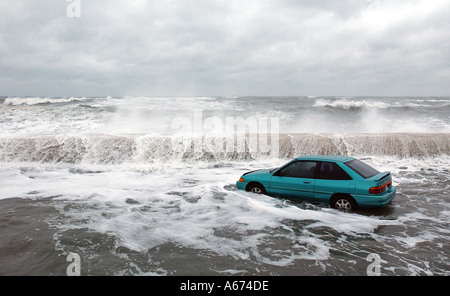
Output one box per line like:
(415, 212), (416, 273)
(303, 181), (312, 184)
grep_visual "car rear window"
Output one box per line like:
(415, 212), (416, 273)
(344, 159), (379, 179)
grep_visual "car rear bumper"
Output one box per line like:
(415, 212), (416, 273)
(354, 186), (397, 208)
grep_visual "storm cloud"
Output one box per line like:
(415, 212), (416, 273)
(0, 0), (449, 96)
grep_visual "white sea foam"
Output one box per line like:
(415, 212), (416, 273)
(3, 97), (91, 106)
(1, 96), (449, 136)
(0, 96), (449, 274)
(0, 162), (398, 265)
(0, 134), (448, 165)
(313, 98), (390, 109)
(0, 150), (448, 273)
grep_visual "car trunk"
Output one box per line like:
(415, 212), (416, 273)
(367, 171), (393, 194)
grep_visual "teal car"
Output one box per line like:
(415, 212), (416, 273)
(236, 155), (396, 210)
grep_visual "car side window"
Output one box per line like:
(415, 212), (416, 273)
(317, 162), (352, 180)
(276, 161), (317, 178)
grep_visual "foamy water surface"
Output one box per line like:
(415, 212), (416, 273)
(0, 96), (448, 275)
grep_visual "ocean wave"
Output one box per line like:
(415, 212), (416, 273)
(3, 97), (92, 106)
(0, 134), (448, 164)
(313, 98), (390, 110)
(408, 98), (450, 103)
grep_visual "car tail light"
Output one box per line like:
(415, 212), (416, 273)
(369, 180), (392, 194)
(239, 177), (245, 182)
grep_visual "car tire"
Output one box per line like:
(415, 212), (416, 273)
(247, 183), (266, 195)
(330, 195), (357, 211)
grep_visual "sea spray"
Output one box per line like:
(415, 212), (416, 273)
(0, 134), (448, 164)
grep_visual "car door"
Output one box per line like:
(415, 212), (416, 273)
(313, 162), (353, 203)
(269, 161), (317, 201)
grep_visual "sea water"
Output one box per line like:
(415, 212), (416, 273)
(0, 96), (448, 275)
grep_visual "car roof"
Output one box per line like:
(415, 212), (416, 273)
(295, 155), (355, 163)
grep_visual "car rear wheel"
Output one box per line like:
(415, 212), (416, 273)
(247, 183), (266, 195)
(331, 195), (357, 211)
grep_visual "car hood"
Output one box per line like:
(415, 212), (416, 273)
(243, 168), (274, 177)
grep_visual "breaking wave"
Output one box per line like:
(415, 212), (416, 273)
(313, 98), (390, 110)
(0, 133), (448, 164)
(3, 97), (93, 106)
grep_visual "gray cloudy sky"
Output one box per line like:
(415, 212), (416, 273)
(0, 0), (449, 97)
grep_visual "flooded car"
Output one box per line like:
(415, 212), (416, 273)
(237, 155), (396, 211)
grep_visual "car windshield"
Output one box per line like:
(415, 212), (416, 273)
(344, 159), (379, 179)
